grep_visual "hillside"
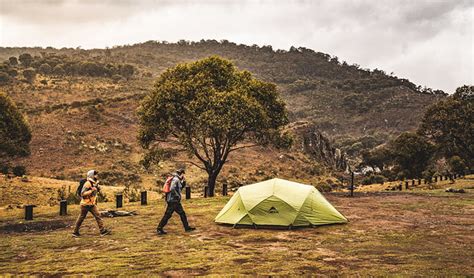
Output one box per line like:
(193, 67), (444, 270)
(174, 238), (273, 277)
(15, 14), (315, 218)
(0, 41), (447, 187)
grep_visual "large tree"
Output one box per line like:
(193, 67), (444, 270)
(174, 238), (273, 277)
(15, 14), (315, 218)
(0, 92), (32, 159)
(418, 85), (473, 168)
(389, 132), (434, 178)
(138, 56), (288, 196)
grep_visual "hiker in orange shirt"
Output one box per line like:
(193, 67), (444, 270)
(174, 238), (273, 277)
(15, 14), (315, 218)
(72, 170), (111, 237)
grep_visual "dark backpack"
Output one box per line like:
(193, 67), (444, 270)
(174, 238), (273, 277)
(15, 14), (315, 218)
(76, 179), (87, 197)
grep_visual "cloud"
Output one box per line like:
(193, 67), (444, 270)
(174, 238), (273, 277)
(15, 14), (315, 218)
(0, 0), (472, 92)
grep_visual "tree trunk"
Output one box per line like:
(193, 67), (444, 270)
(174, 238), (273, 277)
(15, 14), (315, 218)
(207, 173), (218, 197)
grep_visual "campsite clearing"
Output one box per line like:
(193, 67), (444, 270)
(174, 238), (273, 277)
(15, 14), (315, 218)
(1, 180), (473, 276)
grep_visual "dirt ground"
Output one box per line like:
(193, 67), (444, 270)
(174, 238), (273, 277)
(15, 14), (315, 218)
(0, 178), (473, 276)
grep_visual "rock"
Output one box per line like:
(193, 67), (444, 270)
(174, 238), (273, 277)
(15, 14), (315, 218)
(445, 188), (466, 193)
(100, 210), (137, 217)
(294, 123), (348, 171)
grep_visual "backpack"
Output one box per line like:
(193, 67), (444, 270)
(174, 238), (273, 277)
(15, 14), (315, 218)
(162, 176), (174, 193)
(76, 179), (87, 197)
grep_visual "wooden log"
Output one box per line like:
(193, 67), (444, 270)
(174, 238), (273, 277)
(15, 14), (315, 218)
(350, 172), (354, 197)
(116, 194), (123, 208)
(185, 187), (191, 199)
(59, 200), (67, 216)
(25, 205), (35, 220)
(222, 183), (228, 196)
(141, 191), (147, 205)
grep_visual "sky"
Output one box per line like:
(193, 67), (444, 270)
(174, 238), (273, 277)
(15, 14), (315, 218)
(0, 0), (472, 93)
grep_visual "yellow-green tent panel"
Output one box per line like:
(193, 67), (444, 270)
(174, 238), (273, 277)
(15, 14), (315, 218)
(215, 178), (347, 227)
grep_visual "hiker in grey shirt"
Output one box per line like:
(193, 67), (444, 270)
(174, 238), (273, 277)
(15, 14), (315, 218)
(157, 169), (196, 235)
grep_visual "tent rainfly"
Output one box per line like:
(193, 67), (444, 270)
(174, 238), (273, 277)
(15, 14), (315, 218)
(215, 178), (348, 227)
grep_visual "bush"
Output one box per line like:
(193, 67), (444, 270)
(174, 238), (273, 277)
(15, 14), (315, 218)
(422, 168), (435, 182)
(57, 186), (67, 200)
(380, 169), (397, 181)
(448, 156), (466, 174)
(52, 64), (65, 76)
(315, 181), (332, 192)
(123, 184), (140, 202)
(22, 68), (36, 83)
(361, 174), (386, 185)
(111, 74), (122, 83)
(97, 190), (108, 202)
(12, 165), (26, 177)
(39, 63), (52, 74)
(0, 72), (11, 85)
(67, 192), (80, 204)
(0, 164), (9, 175)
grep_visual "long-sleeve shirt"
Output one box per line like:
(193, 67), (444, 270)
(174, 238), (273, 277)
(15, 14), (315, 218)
(80, 179), (98, 206)
(166, 176), (184, 203)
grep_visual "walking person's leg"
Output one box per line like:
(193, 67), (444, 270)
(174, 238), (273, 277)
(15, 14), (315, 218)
(89, 205), (109, 235)
(73, 205), (89, 236)
(175, 203), (195, 232)
(175, 202), (190, 229)
(157, 202), (176, 234)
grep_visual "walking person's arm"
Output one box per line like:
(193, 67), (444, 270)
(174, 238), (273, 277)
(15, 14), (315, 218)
(81, 181), (96, 197)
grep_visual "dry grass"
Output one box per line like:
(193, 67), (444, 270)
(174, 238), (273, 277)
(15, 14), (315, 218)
(1, 177), (473, 276)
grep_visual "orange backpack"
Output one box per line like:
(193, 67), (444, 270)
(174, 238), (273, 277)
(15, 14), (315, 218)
(162, 176), (174, 193)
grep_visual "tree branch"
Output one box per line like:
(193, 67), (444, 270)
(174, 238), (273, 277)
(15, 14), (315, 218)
(174, 160), (207, 170)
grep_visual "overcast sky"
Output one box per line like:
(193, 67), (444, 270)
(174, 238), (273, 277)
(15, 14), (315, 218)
(0, 0), (472, 93)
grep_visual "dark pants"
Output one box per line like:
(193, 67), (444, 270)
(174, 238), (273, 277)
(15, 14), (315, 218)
(157, 202), (190, 230)
(74, 205), (105, 233)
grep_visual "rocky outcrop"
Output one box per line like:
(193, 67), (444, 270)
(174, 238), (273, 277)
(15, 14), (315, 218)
(289, 122), (349, 171)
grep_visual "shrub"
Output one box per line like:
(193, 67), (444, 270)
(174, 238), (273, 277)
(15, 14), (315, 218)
(123, 184), (140, 202)
(0, 72), (11, 85)
(422, 168), (435, 182)
(448, 156), (466, 174)
(22, 68), (36, 83)
(39, 63), (52, 74)
(97, 190), (108, 202)
(111, 74), (122, 83)
(12, 165), (26, 177)
(0, 164), (9, 175)
(361, 174), (386, 185)
(18, 53), (33, 67)
(57, 186), (67, 200)
(315, 181), (332, 192)
(67, 192), (80, 204)
(52, 64), (65, 76)
(8, 57), (18, 66)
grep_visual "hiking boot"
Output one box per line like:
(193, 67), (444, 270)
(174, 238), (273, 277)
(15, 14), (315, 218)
(185, 227), (196, 232)
(100, 229), (111, 236)
(157, 228), (167, 235)
(72, 232), (80, 237)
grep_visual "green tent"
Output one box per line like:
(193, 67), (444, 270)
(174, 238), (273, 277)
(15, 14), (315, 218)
(215, 178), (348, 227)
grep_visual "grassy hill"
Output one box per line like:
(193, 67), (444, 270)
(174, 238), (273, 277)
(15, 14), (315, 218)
(0, 41), (447, 187)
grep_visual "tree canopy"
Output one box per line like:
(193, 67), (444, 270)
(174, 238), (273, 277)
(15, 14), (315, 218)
(138, 56), (288, 195)
(0, 93), (32, 159)
(389, 132), (435, 179)
(418, 85), (473, 168)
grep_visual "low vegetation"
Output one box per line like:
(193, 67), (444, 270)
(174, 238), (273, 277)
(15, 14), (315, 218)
(0, 175), (473, 275)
